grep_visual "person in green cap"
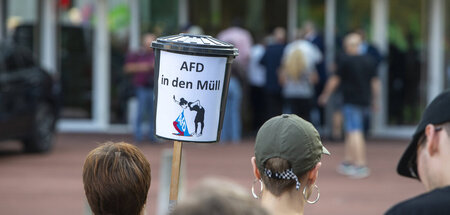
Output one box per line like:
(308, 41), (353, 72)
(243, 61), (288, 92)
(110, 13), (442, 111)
(250, 114), (330, 215)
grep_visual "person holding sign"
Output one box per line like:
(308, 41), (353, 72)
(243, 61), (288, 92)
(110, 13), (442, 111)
(152, 33), (237, 143)
(250, 114), (330, 215)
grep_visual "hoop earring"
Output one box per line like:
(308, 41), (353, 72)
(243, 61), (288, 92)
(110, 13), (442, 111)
(251, 179), (263, 199)
(303, 184), (320, 204)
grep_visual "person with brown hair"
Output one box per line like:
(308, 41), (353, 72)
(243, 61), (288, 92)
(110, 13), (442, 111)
(251, 114), (330, 215)
(82, 142), (151, 215)
(171, 178), (268, 215)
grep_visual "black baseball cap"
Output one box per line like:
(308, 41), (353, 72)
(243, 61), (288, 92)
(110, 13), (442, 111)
(397, 89), (450, 179)
(255, 114), (330, 177)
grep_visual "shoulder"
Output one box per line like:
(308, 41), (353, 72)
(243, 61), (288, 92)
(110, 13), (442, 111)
(385, 187), (450, 215)
(266, 44), (283, 53)
(367, 45), (380, 54)
(355, 54), (375, 65)
(385, 196), (424, 215)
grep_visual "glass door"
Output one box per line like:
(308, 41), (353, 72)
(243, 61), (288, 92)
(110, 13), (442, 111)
(387, 0), (427, 125)
(57, 0), (94, 119)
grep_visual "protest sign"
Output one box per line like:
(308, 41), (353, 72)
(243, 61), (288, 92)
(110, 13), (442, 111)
(155, 51), (227, 142)
(151, 34), (238, 209)
(152, 34), (238, 143)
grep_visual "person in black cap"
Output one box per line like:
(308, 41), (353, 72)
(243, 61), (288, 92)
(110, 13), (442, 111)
(385, 89), (450, 215)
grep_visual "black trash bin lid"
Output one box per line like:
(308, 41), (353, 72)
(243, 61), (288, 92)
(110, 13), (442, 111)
(151, 33), (239, 57)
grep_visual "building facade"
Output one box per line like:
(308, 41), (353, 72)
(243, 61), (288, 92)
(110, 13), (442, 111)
(0, 0), (448, 137)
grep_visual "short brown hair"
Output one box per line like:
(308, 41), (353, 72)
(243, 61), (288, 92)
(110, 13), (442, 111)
(83, 142), (151, 215)
(171, 178), (268, 215)
(261, 157), (310, 196)
(443, 122), (450, 136)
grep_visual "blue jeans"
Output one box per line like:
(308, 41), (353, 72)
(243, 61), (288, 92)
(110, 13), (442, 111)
(134, 86), (155, 141)
(342, 104), (369, 132)
(221, 77), (242, 142)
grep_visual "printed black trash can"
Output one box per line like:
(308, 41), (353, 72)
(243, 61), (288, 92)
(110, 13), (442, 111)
(151, 33), (238, 143)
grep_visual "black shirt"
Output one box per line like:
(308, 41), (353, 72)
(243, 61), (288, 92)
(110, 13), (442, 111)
(385, 186), (450, 215)
(189, 104), (205, 122)
(336, 54), (377, 106)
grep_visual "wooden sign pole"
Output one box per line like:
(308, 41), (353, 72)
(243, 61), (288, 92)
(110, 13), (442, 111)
(168, 141), (183, 211)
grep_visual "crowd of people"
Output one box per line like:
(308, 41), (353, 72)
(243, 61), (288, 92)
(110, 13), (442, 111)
(216, 21), (382, 179)
(124, 21), (330, 144)
(82, 89), (450, 214)
(124, 21), (382, 146)
(215, 21), (382, 148)
(107, 22), (450, 215)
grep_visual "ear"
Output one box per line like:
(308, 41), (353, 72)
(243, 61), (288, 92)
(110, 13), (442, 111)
(307, 162), (322, 185)
(424, 124), (440, 156)
(251, 157), (261, 179)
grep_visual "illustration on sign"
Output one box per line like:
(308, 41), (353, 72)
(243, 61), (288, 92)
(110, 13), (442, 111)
(172, 95), (206, 137)
(172, 96), (191, 136)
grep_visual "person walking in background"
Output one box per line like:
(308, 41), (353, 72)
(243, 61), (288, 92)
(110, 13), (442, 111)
(250, 114), (330, 215)
(83, 142), (151, 215)
(385, 90), (450, 214)
(279, 33), (322, 121)
(124, 33), (156, 143)
(260, 27), (286, 120)
(319, 33), (380, 179)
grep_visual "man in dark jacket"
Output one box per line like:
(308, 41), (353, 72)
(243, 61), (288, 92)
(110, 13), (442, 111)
(385, 90), (450, 215)
(260, 27), (286, 121)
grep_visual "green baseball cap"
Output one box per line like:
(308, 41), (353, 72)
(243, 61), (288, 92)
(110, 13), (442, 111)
(255, 114), (330, 176)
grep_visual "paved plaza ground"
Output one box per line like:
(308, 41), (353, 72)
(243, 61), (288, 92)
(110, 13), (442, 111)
(0, 133), (423, 215)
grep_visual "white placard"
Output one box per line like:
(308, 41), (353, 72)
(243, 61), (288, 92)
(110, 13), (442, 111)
(155, 50), (227, 142)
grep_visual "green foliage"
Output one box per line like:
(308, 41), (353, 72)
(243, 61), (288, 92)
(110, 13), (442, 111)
(108, 4), (130, 32)
(389, 24), (408, 51)
(388, 0), (423, 50)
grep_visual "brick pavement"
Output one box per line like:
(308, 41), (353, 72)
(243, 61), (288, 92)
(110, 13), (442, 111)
(0, 133), (423, 215)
